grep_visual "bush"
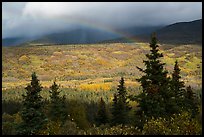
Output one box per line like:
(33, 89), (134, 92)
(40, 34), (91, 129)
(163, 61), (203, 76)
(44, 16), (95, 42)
(86, 124), (141, 135)
(68, 101), (90, 129)
(142, 112), (202, 135)
(59, 120), (84, 135)
(2, 100), (22, 115)
(18, 55), (30, 64)
(2, 113), (22, 135)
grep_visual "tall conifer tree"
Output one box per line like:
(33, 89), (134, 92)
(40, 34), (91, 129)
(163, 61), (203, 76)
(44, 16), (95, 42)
(171, 60), (185, 98)
(167, 60), (186, 113)
(17, 72), (47, 135)
(96, 97), (109, 125)
(135, 33), (170, 118)
(49, 81), (67, 124)
(184, 86), (199, 117)
(112, 77), (131, 125)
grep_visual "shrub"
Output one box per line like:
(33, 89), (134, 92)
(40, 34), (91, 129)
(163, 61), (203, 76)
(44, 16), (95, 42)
(59, 120), (84, 135)
(2, 113), (22, 135)
(68, 101), (90, 129)
(142, 112), (202, 135)
(86, 124), (141, 135)
(18, 55), (30, 64)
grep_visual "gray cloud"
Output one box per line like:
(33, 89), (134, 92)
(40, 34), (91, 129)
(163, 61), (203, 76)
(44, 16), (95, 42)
(2, 2), (202, 38)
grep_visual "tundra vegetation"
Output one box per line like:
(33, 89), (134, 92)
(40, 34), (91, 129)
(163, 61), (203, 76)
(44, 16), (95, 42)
(2, 35), (202, 135)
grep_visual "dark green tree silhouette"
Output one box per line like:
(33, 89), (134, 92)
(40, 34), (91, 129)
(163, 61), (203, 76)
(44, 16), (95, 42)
(49, 81), (67, 125)
(136, 33), (169, 95)
(167, 60), (186, 114)
(171, 60), (185, 98)
(186, 86), (194, 100)
(96, 97), (109, 125)
(135, 34), (170, 118)
(17, 72), (47, 135)
(184, 86), (199, 117)
(111, 77), (131, 125)
(111, 93), (119, 125)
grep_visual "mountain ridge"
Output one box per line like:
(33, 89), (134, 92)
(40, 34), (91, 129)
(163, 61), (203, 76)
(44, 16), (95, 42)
(2, 19), (202, 46)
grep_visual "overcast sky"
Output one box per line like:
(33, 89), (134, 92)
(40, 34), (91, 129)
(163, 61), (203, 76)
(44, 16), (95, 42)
(2, 2), (202, 38)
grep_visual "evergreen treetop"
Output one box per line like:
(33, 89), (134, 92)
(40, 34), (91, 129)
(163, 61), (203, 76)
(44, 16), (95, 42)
(137, 33), (169, 95)
(112, 77), (131, 125)
(49, 81), (67, 124)
(96, 97), (109, 125)
(171, 60), (185, 98)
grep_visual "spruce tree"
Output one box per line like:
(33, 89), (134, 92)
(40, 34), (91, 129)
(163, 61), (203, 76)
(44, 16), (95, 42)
(111, 93), (119, 125)
(171, 60), (185, 98)
(168, 60), (186, 114)
(186, 86), (194, 100)
(17, 72), (47, 135)
(135, 33), (170, 119)
(111, 77), (131, 125)
(136, 33), (169, 94)
(49, 81), (67, 125)
(184, 86), (199, 117)
(96, 97), (109, 125)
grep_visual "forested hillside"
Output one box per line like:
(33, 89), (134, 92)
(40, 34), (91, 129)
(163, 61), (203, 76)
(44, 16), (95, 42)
(2, 36), (202, 135)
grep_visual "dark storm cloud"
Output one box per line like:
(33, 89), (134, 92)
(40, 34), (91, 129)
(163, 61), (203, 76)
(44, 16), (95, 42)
(2, 2), (202, 38)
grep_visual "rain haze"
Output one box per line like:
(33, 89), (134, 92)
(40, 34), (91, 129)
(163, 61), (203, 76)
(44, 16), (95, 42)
(2, 2), (202, 39)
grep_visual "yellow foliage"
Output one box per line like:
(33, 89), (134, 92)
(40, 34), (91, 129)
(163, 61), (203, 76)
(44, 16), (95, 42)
(162, 56), (175, 65)
(166, 53), (175, 57)
(53, 51), (63, 56)
(29, 55), (43, 66)
(113, 51), (124, 54)
(66, 59), (72, 64)
(13, 112), (22, 123)
(95, 57), (110, 66)
(19, 55), (30, 64)
(78, 54), (87, 60)
(116, 61), (126, 67)
(79, 83), (112, 91)
(125, 81), (140, 87)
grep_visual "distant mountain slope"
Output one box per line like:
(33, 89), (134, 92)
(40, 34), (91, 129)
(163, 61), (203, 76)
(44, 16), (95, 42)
(103, 19), (202, 45)
(156, 19), (202, 44)
(27, 26), (162, 45)
(2, 25), (162, 46)
(2, 19), (202, 46)
(2, 37), (29, 47)
(28, 28), (121, 45)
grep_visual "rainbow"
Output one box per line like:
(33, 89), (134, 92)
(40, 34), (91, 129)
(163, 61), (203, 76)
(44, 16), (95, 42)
(58, 16), (138, 43)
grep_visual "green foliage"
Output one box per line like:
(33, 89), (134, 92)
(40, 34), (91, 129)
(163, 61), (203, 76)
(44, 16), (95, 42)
(2, 112), (22, 135)
(96, 97), (109, 125)
(48, 81), (68, 124)
(183, 86), (199, 117)
(133, 35), (202, 131)
(2, 121), (16, 135)
(167, 60), (186, 114)
(171, 60), (185, 97)
(2, 113), (17, 135)
(142, 112), (202, 135)
(135, 34), (171, 121)
(2, 100), (22, 115)
(111, 77), (131, 125)
(86, 124), (141, 135)
(68, 101), (90, 129)
(59, 120), (84, 135)
(17, 72), (48, 135)
(37, 120), (61, 135)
